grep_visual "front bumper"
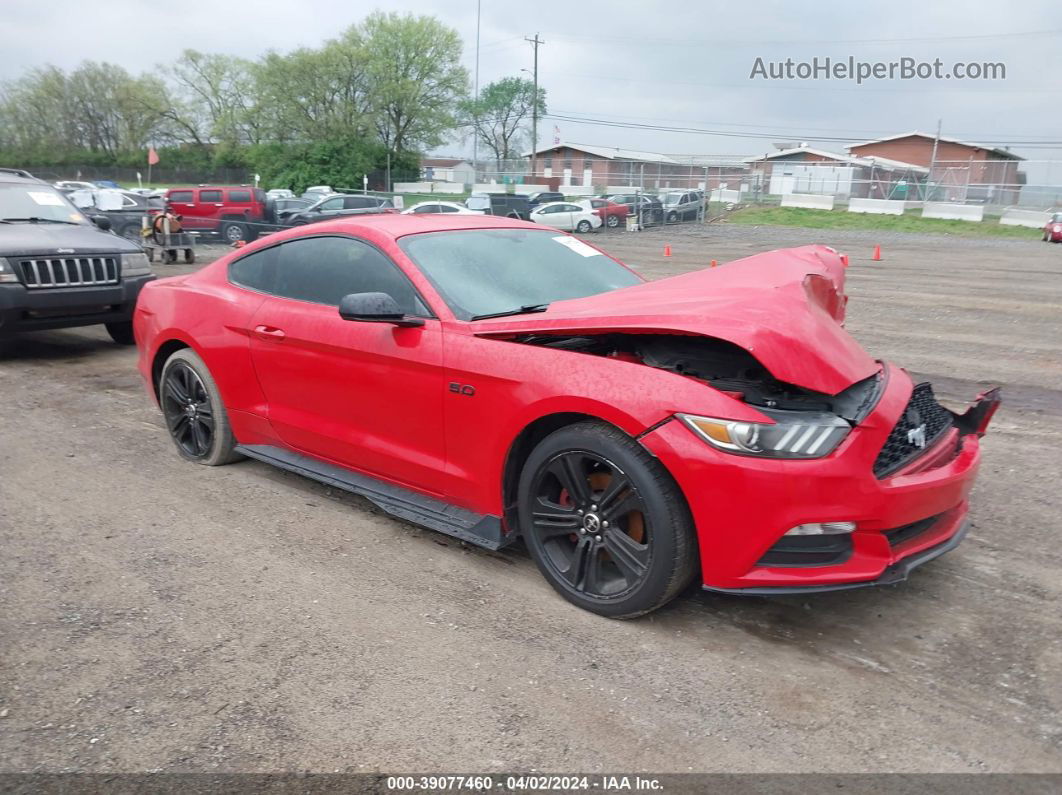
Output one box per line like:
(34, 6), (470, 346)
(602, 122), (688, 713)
(640, 364), (988, 591)
(0, 275), (155, 334)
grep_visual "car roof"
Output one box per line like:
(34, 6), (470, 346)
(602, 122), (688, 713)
(0, 168), (44, 185)
(234, 213), (537, 254)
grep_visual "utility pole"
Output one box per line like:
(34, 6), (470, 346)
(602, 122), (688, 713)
(525, 33), (544, 182)
(472, 0), (481, 182)
(928, 118), (942, 201)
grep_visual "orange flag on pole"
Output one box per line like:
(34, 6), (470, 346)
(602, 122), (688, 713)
(147, 146), (160, 165)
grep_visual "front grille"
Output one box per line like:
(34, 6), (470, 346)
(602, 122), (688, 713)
(16, 257), (119, 289)
(884, 515), (940, 548)
(756, 534), (852, 567)
(873, 383), (953, 478)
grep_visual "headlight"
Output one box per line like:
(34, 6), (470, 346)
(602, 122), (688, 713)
(121, 252), (152, 277)
(0, 257), (18, 284)
(677, 407), (851, 459)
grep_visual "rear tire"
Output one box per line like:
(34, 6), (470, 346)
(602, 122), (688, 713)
(221, 221), (247, 243)
(576, 220), (592, 233)
(606, 214), (620, 228)
(159, 348), (243, 466)
(105, 321), (136, 345)
(518, 421), (698, 618)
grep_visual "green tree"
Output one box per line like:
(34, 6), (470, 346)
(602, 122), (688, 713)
(461, 77), (546, 167)
(354, 12), (469, 152)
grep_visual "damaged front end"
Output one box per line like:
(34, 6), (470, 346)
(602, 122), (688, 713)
(512, 331), (885, 459)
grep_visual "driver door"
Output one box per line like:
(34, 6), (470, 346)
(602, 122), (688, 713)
(246, 235), (447, 495)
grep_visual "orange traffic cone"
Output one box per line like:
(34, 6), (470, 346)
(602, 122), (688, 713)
(841, 253), (849, 267)
(710, 259), (718, 268)
(872, 245), (882, 261)
(664, 244), (672, 257)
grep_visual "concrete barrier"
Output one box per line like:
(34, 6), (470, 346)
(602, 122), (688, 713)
(432, 182), (465, 193)
(606, 185), (640, 194)
(999, 208), (1052, 229)
(394, 182), (433, 193)
(922, 202), (984, 222)
(781, 193), (835, 211)
(564, 185), (596, 196)
(710, 189), (742, 203)
(847, 198), (906, 216)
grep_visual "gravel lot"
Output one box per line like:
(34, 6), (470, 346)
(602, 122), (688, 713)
(1, 224), (1060, 774)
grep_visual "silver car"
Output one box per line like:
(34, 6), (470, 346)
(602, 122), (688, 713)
(658, 190), (704, 223)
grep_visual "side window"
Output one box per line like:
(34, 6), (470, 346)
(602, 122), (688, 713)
(229, 246), (278, 293)
(413, 204), (440, 214)
(228, 189), (252, 203)
(318, 197), (344, 211)
(440, 204), (460, 213)
(343, 196), (371, 209)
(199, 190), (222, 203)
(274, 236), (426, 315)
(169, 190), (193, 203)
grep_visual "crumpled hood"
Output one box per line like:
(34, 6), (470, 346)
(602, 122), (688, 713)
(473, 244), (878, 395)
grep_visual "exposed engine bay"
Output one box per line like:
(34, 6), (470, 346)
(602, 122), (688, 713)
(514, 332), (883, 423)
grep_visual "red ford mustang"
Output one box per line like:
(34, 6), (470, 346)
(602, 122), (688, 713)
(134, 214), (1000, 618)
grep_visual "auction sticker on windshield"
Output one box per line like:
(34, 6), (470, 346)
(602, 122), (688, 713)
(552, 236), (601, 257)
(28, 191), (65, 206)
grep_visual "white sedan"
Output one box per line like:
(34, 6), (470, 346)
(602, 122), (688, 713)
(529, 201), (602, 232)
(402, 201), (482, 215)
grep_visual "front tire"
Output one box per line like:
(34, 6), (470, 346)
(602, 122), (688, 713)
(667, 211), (679, 223)
(518, 421), (698, 618)
(159, 349), (242, 466)
(105, 321), (136, 345)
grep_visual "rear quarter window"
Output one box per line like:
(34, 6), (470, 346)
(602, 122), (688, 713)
(229, 246), (278, 293)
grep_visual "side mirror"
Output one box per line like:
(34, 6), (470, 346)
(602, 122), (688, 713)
(91, 214), (112, 231)
(338, 292), (424, 327)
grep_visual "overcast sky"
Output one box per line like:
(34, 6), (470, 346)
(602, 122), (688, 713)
(4, 0), (1060, 170)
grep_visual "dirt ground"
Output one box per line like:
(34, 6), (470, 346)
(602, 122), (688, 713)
(1, 223), (1060, 774)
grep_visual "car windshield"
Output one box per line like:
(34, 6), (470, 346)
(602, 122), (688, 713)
(660, 193), (683, 205)
(465, 196), (490, 210)
(399, 228), (643, 320)
(0, 184), (89, 224)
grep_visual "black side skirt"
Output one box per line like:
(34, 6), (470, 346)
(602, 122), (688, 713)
(236, 444), (513, 551)
(702, 521), (969, 596)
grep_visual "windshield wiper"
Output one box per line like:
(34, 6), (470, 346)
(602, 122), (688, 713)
(470, 303), (551, 321)
(1, 217), (81, 225)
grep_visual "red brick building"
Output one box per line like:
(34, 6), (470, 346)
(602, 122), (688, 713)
(847, 132), (1024, 204)
(524, 143), (747, 190)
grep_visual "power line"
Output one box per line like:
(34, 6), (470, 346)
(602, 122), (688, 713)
(544, 28), (1062, 48)
(544, 112), (1062, 148)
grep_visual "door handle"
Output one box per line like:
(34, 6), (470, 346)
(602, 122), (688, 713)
(253, 325), (286, 341)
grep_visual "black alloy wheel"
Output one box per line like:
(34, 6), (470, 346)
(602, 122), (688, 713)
(161, 360), (215, 459)
(519, 421), (698, 618)
(528, 450), (651, 598)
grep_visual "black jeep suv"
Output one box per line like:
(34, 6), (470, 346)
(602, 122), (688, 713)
(0, 168), (155, 354)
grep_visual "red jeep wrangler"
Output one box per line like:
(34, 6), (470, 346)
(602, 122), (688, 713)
(164, 186), (269, 243)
